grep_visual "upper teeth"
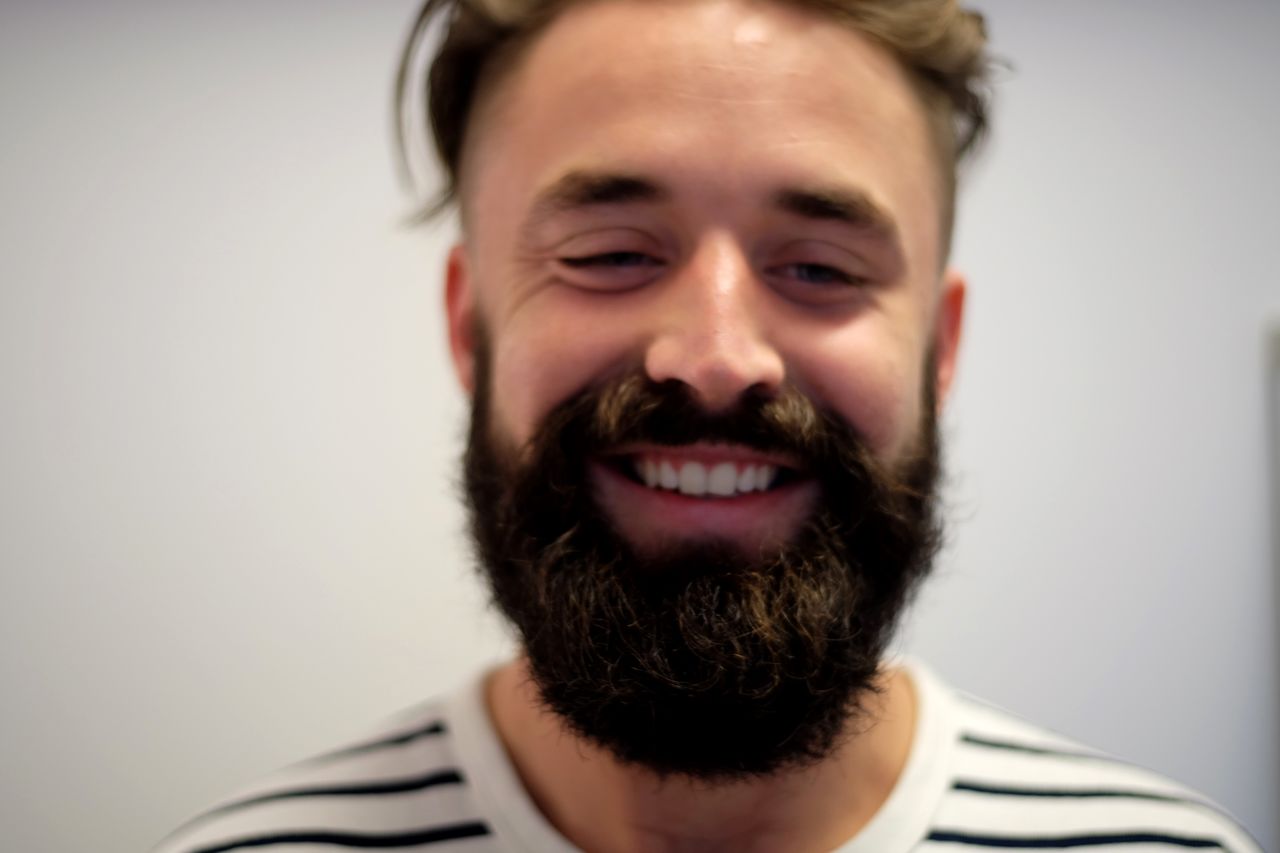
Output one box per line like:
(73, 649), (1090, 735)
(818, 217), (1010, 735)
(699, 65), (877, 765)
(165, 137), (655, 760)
(634, 458), (778, 497)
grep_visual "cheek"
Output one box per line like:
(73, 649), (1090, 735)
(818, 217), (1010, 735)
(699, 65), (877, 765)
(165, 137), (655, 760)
(487, 305), (639, 450)
(783, 322), (927, 461)
(490, 329), (577, 450)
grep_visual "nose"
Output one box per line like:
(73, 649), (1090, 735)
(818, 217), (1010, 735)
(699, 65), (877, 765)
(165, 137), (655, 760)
(643, 237), (785, 411)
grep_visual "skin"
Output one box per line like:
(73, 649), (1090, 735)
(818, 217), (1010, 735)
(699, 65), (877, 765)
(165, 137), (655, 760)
(443, 0), (966, 849)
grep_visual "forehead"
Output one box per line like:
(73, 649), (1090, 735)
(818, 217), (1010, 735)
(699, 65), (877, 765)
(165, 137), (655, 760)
(464, 0), (942, 270)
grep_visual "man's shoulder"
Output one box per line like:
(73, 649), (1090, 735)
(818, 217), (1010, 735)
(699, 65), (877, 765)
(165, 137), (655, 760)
(153, 667), (1265, 853)
(151, 694), (496, 853)
(923, 683), (1263, 852)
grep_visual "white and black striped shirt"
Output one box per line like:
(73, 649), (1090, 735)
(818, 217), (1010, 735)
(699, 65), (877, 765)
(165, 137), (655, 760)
(153, 661), (1262, 852)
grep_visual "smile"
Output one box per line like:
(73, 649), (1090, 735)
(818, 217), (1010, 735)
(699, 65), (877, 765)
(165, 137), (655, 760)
(629, 455), (783, 498)
(591, 444), (816, 550)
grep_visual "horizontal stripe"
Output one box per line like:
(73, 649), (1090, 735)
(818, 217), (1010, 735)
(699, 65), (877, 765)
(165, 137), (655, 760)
(960, 733), (1113, 761)
(197, 769), (467, 821)
(159, 764), (467, 847)
(947, 780), (1256, 850)
(306, 721), (447, 765)
(927, 829), (1224, 849)
(189, 820), (490, 853)
(953, 780), (1192, 804)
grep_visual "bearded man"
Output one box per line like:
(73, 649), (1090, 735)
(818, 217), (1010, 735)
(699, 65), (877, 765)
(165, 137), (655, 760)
(155, 0), (1262, 851)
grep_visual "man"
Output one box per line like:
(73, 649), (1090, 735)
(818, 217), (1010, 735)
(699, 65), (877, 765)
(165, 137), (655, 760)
(156, 0), (1262, 851)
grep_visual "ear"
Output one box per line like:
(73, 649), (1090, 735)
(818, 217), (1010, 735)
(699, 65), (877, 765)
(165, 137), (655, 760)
(932, 267), (966, 412)
(445, 243), (477, 397)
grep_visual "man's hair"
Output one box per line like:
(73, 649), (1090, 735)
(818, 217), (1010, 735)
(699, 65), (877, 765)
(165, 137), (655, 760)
(395, 0), (992, 241)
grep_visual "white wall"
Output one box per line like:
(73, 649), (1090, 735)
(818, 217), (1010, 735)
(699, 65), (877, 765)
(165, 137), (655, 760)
(0, 2), (1273, 852)
(910, 5), (1278, 850)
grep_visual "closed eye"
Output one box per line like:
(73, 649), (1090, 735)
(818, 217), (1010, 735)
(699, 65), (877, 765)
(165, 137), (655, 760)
(560, 251), (662, 269)
(773, 262), (860, 286)
(554, 249), (666, 292)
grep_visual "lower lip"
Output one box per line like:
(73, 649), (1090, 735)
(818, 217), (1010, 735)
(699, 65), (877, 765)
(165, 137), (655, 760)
(589, 461), (819, 551)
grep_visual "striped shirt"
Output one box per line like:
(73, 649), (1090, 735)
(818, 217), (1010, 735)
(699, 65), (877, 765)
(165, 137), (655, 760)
(153, 661), (1262, 852)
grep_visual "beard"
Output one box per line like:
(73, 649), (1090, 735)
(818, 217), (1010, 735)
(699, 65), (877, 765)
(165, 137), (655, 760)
(463, 343), (943, 782)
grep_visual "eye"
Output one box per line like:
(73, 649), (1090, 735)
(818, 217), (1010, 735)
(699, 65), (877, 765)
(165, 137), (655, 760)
(554, 248), (666, 291)
(773, 262), (859, 286)
(560, 251), (662, 270)
(765, 241), (874, 306)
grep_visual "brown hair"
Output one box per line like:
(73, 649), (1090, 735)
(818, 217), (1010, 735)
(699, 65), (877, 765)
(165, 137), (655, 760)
(394, 0), (992, 242)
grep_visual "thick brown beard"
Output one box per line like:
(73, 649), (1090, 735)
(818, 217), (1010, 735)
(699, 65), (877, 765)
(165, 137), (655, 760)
(463, 345), (943, 782)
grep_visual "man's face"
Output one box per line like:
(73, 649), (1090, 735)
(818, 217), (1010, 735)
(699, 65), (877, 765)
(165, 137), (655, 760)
(449, 0), (963, 549)
(446, 0), (965, 778)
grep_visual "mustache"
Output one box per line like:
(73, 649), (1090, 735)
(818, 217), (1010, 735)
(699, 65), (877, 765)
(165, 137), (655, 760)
(471, 360), (940, 548)
(524, 371), (933, 504)
(551, 373), (856, 471)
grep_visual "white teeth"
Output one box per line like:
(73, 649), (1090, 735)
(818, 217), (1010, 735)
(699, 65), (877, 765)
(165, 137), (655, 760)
(760, 464), (777, 490)
(630, 456), (786, 497)
(707, 462), (737, 496)
(678, 462), (708, 496)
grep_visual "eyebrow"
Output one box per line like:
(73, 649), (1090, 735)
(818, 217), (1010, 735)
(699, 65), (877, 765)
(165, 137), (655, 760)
(529, 171), (669, 219)
(771, 187), (898, 241)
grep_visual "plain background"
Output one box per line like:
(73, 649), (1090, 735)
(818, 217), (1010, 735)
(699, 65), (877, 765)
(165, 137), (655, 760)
(1, 2), (1276, 852)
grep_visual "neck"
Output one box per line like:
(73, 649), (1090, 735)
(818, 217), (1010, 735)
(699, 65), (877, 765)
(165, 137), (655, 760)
(486, 657), (917, 853)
